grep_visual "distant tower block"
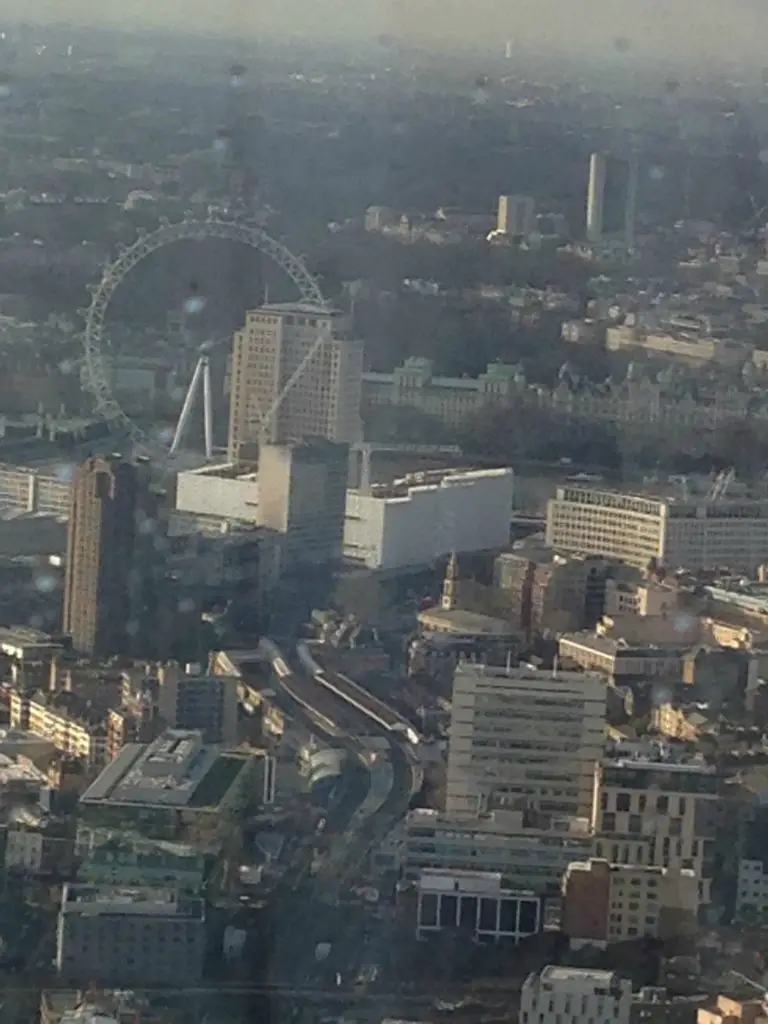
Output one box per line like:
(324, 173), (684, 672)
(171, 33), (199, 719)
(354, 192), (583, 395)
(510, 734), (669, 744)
(505, 39), (513, 60)
(441, 551), (460, 611)
(624, 150), (639, 251)
(586, 152), (607, 243)
(497, 194), (536, 237)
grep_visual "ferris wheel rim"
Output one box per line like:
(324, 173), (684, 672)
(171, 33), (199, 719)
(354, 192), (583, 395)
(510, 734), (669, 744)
(81, 215), (327, 459)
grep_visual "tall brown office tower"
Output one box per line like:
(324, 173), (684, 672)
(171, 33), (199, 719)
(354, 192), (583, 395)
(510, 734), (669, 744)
(63, 455), (158, 657)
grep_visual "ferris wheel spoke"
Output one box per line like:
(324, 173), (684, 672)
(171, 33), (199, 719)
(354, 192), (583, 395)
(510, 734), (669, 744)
(81, 217), (327, 459)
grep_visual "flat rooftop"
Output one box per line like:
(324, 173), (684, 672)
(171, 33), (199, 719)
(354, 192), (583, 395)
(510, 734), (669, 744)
(361, 466), (513, 501)
(0, 752), (48, 787)
(79, 729), (249, 810)
(61, 884), (204, 919)
(258, 301), (335, 316)
(607, 757), (716, 774)
(0, 625), (63, 657)
(419, 867), (535, 897)
(540, 966), (618, 986)
(179, 461), (258, 480)
(418, 608), (516, 637)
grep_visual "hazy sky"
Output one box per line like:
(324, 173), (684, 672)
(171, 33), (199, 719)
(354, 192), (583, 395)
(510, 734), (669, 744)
(3, 0), (768, 65)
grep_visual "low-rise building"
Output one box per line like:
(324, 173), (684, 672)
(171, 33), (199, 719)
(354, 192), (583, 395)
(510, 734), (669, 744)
(558, 631), (684, 682)
(78, 729), (274, 837)
(562, 857), (699, 948)
(362, 358), (526, 427)
(520, 966), (633, 1024)
(547, 484), (768, 574)
(606, 324), (749, 368)
(604, 579), (680, 618)
(396, 807), (593, 893)
(344, 467), (514, 571)
(734, 816), (768, 919)
(0, 751), (51, 808)
(155, 662), (238, 747)
(652, 704), (714, 743)
(55, 884), (205, 987)
(76, 832), (206, 892)
(39, 989), (167, 1024)
(416, 868), (541, 944)
(495, 546), (612, 640)
(698, 996), (768, 1024)
(9, 689), (108, 768)
(4, 809), (74, 877)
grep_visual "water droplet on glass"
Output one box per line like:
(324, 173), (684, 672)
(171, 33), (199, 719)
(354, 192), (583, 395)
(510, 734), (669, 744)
(183, 295), (206, 316)
(652, 683), (672, 707)
(54, 463), (75, 483)
(213, 137), (228, 154)
(155, 426), (175, 445)
(759, 150), (768, 166)
(126, 619), (139, 637)
(35, 573), (56, 594)
(178, 598), (196, 614)
(28, 613), (43, 629)
(59, 359), (74, 375)
(170, 386), (186, 403)
(649, 166), (665, 181)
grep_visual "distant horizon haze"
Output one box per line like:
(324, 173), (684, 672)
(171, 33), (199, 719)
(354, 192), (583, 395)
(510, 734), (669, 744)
(1, 0), (767, 69)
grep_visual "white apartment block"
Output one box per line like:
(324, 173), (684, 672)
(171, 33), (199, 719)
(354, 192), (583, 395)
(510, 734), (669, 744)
(175, 463), (260, 523)
(344, 467), (514, 570)
(10, 690), (107, 768)
(594, 759), (721, 902)
(520, 966), (632, 1024)
(227, 303), (363, 460)
(547, 485), (768, 573)
(446, 664), (607, 819)
(397, 807), (592, 892)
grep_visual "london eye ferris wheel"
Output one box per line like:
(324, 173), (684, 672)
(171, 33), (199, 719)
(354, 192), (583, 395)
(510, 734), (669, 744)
(80, 63), (329, 462)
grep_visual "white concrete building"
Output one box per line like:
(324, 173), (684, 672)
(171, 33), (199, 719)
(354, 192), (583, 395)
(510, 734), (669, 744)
(394, 807), (593, 891)
(446, 664), (607, 819)
(520, 966), (632, 1024)
(586, 153), (608, 244)
(344, 467), (514, 570)
(175, 463), (260, 523)
(547, 484), (768, 573)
